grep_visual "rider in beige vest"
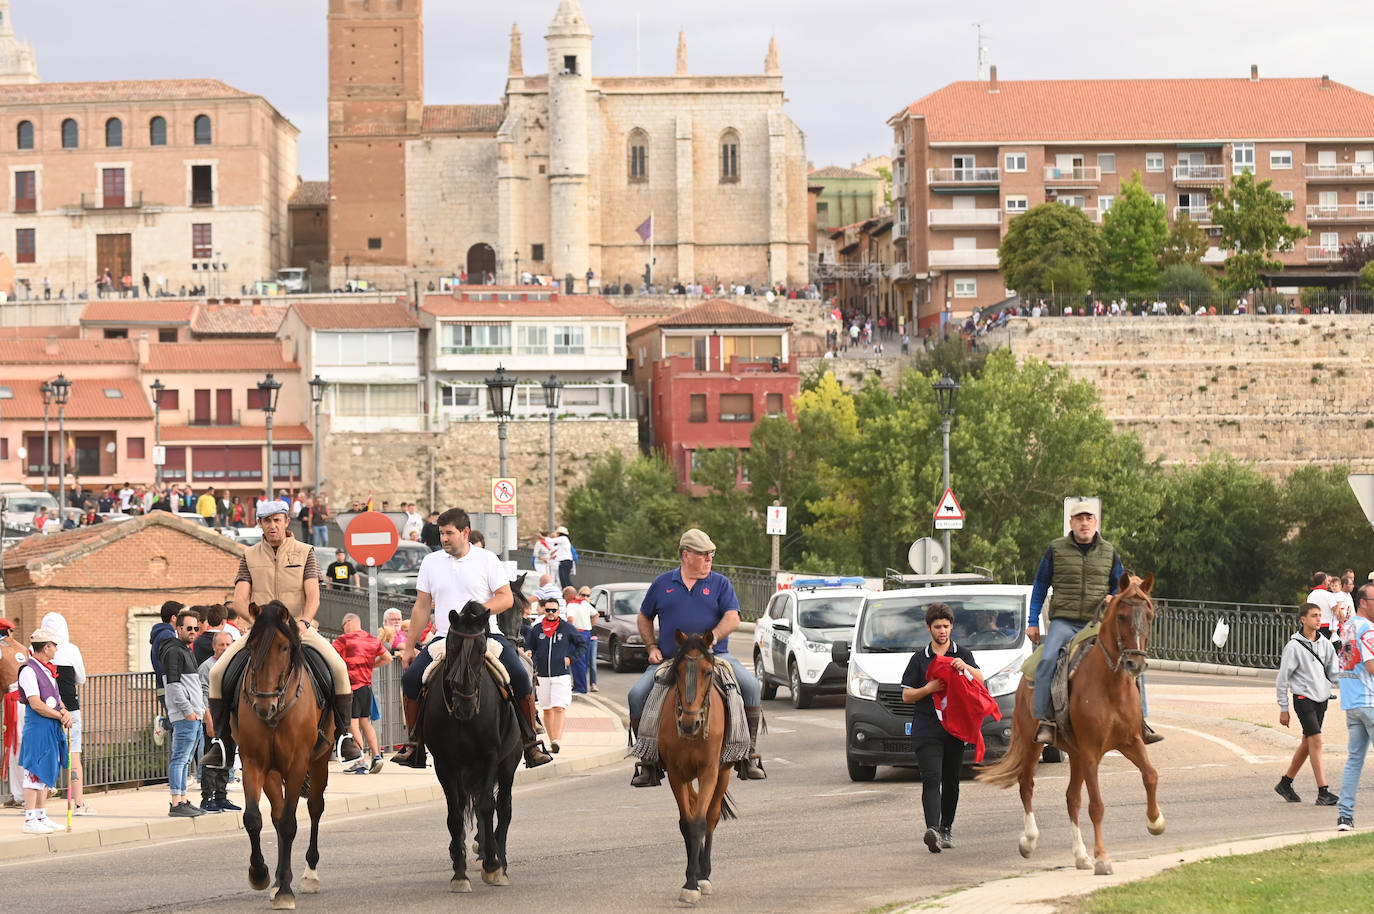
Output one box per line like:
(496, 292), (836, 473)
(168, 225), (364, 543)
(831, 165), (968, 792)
(201, 501), (362, 768)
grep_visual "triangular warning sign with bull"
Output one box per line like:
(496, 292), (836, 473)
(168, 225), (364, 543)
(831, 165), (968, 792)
(934, 488), (964, 521)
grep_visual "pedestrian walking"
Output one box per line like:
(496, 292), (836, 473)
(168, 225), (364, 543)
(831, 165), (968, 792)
(522, 594), (585, 754)
(551, 525), (575, 589)
(1274, 602), (1339, 806)
(160, 609), (205, 817)
(1336, 582), (1374, 830)
(332, 613), (392, 774)
(564, 586), (594, 694)
(579, 585), (599, 691)
(15, 627), (71, 834)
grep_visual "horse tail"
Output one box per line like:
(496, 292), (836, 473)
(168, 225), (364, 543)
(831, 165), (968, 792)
(719, 790), (738, 822)
(975, 722), (1037, 789)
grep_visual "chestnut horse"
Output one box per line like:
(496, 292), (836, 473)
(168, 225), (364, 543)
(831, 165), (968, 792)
(977, 573), (1164, 875)
(236, 602), (333, 910)
(658, 631), (737, 906)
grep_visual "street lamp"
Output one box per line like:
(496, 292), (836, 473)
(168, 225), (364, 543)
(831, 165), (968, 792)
(150, 378), (165, 487)
(309, 374), (326, 498)
(932, 375), (961, 575)
(514, 251), (521, 285)
(541, 374), (564, 534)
(257, 372), (282, 500)
(343, 254), (351, 291)
(484, 365), (518, 561)
(39, 380), (53, 494)
(52, 374), (72, 514)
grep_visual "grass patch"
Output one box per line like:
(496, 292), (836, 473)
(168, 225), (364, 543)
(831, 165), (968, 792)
(1064, 833), (1373, 914)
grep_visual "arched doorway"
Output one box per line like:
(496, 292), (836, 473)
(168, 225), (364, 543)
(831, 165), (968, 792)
(466, 243), (496, 283)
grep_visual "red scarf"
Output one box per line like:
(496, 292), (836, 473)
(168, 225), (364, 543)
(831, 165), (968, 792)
(34, 656), (58, 678)
(541, 617), (560, 638)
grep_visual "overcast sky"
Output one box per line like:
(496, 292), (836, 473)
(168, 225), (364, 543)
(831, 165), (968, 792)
(11, 0), (1372, 179)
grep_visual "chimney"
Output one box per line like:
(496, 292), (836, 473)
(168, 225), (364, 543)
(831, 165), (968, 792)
(988, 65), (998, 92)
(251, 303), (265, 317)
(1321, 74), (1332, 89)
(1250, 64), (1258, 82)
(44, 335), (59, 356)
(136, 331), (149, 366)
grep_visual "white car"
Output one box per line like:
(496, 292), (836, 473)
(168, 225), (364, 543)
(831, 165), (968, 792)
(753, 577), (870, 709)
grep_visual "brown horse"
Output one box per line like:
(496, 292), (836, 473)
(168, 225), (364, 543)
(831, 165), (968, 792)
(658, 631), (737, 906)
(977, 573), (1164, 876)
(235, 602), (333, 910)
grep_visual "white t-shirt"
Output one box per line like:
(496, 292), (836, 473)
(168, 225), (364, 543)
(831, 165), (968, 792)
(1334, 591), (1355, 627)
(401, 511), (424, 540)
(118, 487), (133, 509)
(1307, 588), (1338, 629)
(17, 664), (59, 709)
(549, 534), (573, 563)
(416, 545), (509, 638)
(565, 598), (593, 630)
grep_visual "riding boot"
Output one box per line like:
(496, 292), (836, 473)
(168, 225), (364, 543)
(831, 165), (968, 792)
(740, 707), (767, 780)
(1035, 720), (1057, 745)
(391, 697), (428, 769)
(199, 698), (235, 769)
(332, 694), (362, 763)
(628, 717), (661, 788)
(516, 695), (553, 768)
(1142, 720), (1164, 745)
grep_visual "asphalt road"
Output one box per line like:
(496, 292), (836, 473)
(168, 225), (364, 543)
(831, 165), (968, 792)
(7, 658), (1357, 914)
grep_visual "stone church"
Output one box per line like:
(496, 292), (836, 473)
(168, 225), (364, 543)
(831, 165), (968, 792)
(328, 0), (810, 292)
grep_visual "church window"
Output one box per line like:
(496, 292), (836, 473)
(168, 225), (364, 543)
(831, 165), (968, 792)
(368, 237), (382, 250)
(721, 129), (740, 182)
(563, 55), (578, 75)
(17, 120), (34, 150)
(191, 165), (213, 206)
(194, 114), (212, 146)
(149, 116), (167, 146)
(105, 118), (123, 148)
(61, 119), (79, 149)
(531, 244), (545, 262)
(628, 129), (648, 182)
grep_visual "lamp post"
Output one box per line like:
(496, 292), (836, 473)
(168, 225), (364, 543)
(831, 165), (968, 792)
(39, 381), (53, 494)
(541, 374), (563, 533)
(343, 254), (351, 291)
(52, 374), (72, 513)
(309, 374), (326, 499)
(484, 365), (517, 561)
(257, 372), (282, 500)
(514, 251), (521, 285)
(932, 375), (961, 575)
(150, 378), (165, 487)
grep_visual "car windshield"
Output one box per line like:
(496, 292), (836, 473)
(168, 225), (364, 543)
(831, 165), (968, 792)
(6, 497), (49, 513)
(381, 546), (425, 572)
(612, 588), (649, 615)
(798, 596), (864, 630)
(857, 593), (1025, 653)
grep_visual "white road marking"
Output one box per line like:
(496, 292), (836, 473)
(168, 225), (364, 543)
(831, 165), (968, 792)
(817, 789), (884, 797)
(773, 715), (844, 730)
(1151, 722), (1276, 764)
(768, 727), (797, 734)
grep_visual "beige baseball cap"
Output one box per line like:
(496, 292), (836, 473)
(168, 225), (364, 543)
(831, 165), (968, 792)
(1067, 498), (1098, 518)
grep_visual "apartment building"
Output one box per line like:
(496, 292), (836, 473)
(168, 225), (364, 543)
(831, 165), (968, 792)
(889, 67), (1374, 325)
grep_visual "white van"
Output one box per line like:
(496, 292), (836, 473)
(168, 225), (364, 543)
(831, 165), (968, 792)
(834, 582), (1036, 781)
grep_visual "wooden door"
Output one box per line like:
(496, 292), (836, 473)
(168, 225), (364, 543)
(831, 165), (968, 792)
(194, 389), (211, 425)
(96, 233), (132, 284)
(216, 389), (233, 425)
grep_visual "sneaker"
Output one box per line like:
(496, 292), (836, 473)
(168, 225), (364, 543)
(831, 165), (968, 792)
(344, 762), (367, 774)
(939, 826), (954, 849)
(168, 802), (203, 818)
(1316, 787), (1339, 807)
(1338, 815), (1355, 832)
(22, 819), (54, 835)
(924, 826), (942, 854)
(590, 684), (599, 692)
(1275, 778), (1301, 803)
(369, 756), (385, 775)
(549, 739), (561, 755)
(200, 799), (223, 813)
(73, 803), (95, 816)
(216, 797), (242, 812)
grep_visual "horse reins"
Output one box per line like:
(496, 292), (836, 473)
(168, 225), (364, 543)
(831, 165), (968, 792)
(673, 652), (713, 739)
(1096, 594), (1150, 676)
(444, 629), (486, 715)
(243, 651), (306, 726)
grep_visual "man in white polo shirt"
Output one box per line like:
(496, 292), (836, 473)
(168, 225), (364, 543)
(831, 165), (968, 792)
(392, 507), (552, 770)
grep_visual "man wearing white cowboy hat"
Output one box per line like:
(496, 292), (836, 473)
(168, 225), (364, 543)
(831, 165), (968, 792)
(550, 524), (575, 589)
(201, 500), (362, 769)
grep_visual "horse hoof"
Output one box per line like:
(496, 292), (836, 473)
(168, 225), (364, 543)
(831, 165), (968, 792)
(249, 870), (270, 892)
(301, 868), (319, 894)
(450, 878), (472, 894)
(1147, 814), (1166, 836)
(679, 888), (701, 905)
(482, 869), (509, 887)
(697, 879), (712, 895)
(1018, 835), (1037, 858)
(1094, 859), (1114, 876)
(271, 889), (296, 910)
(1075, 853), (1092, 870)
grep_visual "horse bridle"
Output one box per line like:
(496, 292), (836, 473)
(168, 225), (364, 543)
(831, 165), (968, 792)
(243, 649), (306, 726)
(443, 628), (486, 715)
(1096, 593), (1150, 676)
(673, 651), (713, 739)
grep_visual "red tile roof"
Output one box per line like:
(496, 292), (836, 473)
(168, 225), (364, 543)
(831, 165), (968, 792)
(0, 79), (254, 105)
(421, 293), (624, 318)
(902, 77), (1374, 143)
(289, 181), (329, 208)
(80, 300), (195, 324)
(654, 300), (793, 328)
(190, 301), (288, 336)
(289, 301), (420, 330)
(809, 165), (881, 179)
(421, 105), (505, 134)
(159, 423), (311, 443)
(0, 326), (81, 340)
(0, 338), (137, 364)
(145, 342), (296, 372)
(0, 377), (151, 420)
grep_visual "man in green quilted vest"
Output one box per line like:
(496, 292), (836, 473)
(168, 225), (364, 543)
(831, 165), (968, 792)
(1026, 498), (1161, 746)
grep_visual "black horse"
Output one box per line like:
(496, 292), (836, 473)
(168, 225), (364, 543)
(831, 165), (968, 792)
(424, 600), (523, 893)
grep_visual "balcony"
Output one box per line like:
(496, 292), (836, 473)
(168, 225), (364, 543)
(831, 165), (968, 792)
(1173, 205), (1213, 224)
(890, 143), (906, 162)
(894, 219), (909, 239)
(1201, 247), (1228, 264)
(928, 248), (1000, 268)
(1305, 204), (1374, 223)
(79, 191), (144, 210)
(927, 209), (1001, 228)
(1306, 245), (1343, 263)
(891, 262), (911, 280)
(1305, 162), (1374, 180)
(1044, 165), (1100, 186)
(14, 198), (36, 213)
(927, 166), (1000, 186)
(1172, 164), (1227, 184)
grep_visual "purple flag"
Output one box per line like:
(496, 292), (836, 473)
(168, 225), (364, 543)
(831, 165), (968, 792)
(635, 215), (653, 242)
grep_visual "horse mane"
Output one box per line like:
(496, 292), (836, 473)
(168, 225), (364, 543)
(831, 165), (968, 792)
(668, 632), (714, 683)
(444, 600), (492, 720)
(246, 600), (300, 670)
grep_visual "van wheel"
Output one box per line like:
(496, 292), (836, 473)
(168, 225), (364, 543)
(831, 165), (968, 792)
(755, 653), (777, 700)
(1041, 745), (1062, 763)
(788, 660), (813, 709)
(847, 756), (876, 782)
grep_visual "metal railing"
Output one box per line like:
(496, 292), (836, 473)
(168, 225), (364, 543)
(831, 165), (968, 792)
(80, 671), (164, 790)
(1150, 599), (1295, 670)
(927, 208), (1001, 227)
(1305, 203), (1374, 222)
(928, 248), (1000, 268)
(1305, 162), (1374, 179)
(1306, 245), (1343, 262)
(1172, 164), (1227, 182)
(926, 166), (1000, 184)
(1172, 205), (1212, 223)
(1044, 165), (1101, 183)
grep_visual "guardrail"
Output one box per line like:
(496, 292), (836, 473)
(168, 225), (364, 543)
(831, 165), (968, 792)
(80, 671), (163, 790)
(1151, 599), (1294, 669)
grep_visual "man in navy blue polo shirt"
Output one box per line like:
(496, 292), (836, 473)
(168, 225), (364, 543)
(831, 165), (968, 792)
(627, 528), (765, 786)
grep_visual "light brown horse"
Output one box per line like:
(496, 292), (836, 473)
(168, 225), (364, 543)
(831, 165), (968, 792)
(235, 602), (333, 910)
(977, 573), (1164, 875)
(658, 631), (737, 906)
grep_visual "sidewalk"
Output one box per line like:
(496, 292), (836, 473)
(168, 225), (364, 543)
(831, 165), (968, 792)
(0, 692), (626, 861)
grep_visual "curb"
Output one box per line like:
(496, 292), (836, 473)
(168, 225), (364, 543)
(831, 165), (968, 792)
(1148, 658), (1270, 678)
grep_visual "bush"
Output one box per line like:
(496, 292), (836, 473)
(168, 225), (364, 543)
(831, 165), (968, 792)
(1157, 262), (1218, 307)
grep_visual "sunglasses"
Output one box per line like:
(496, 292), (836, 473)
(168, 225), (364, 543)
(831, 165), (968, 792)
(543, 605), (561, 612)
(182, 625), (200, 632)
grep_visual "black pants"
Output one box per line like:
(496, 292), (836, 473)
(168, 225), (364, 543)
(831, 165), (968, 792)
(558, 559), (573, 589)
(914, 730), (964, 829)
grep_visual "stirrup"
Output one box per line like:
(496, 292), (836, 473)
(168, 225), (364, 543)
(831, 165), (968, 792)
(336, 733), (362, 764)
(524, 739), (553, 768)
(630, 762), (661, 787)
(1142, 721), (1164, 745)
(1035, 721), (1056, 745)
(200, 738), (227, 770)
(738, 754), (767, 780)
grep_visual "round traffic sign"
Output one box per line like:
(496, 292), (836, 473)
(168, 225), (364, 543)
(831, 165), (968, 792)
(908, 537), (945, 575)
(345, 512), (400, 568)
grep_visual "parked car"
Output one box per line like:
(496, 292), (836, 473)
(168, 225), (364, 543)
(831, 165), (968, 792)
(753, 577), (868, 709)
(220, 525), (263, 545)
(835, 582), (1036, 782)
(588, 582), (653, 672)
(1, 490), (60, 528)
(374, 542), (428, 595)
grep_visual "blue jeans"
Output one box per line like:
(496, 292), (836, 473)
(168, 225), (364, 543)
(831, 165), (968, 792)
(1339, 706), (1374, 818)
(1033, 618), (1151, 720)
(571, 631), (591, 693)
(168, 718), (199, 796)
(588, 636), (597, 686)
(311, 526), (330, 547)
(628, 653), (761, 722)
(401, 632), (531, 703)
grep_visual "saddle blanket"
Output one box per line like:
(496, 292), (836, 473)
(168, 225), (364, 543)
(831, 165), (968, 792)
(421, 638), (510, 697)
(1022, 621), (1102, 736)
(630, 658), (750, 766)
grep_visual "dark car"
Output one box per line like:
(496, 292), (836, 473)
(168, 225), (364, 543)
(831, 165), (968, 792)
(374, 542), (429, 596)
(588, 582), (653, 672)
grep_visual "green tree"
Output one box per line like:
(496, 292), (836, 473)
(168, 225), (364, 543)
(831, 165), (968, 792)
(1157, 262), (1219, 307)
(1360, 260), (1374, 290)
(1276, 464), (1374, 602)
(1160, 213), (1210, 267)
(561, 449), (689, 559)
(875, 165), (893, 207)
(1210, 171), (1309, 293)
(1099, 172), (1168, 294)
(742, 414), (824, 567)
(998, 203), (1104, 296)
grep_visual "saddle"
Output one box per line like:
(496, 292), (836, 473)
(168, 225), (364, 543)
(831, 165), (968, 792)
(420, 638), (512, 700)
(1022, 621), (1101, 736)
(630, 657), (751, 766)
(224, 644), (332, 716)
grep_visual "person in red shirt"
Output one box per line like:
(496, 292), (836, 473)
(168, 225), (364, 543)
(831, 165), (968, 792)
(332, 613), (392, 774)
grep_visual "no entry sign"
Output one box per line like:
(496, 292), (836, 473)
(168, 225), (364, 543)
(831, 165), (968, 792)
(345, 511), (400, 568)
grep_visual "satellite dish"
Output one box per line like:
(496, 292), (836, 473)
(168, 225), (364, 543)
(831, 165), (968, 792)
(908, 537), (945, 575)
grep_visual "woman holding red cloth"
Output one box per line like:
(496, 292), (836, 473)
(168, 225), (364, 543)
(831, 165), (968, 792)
(901, 603), (984, 854)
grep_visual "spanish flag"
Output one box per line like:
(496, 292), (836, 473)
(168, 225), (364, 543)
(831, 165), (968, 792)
(365, 492), (374, 512)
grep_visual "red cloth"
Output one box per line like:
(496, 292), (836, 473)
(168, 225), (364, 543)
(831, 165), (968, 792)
(331, 629), (387, 691)
(927, 654), (1002, 762)
(541, 617), (560, 638)
(2, 689), (19, 777)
